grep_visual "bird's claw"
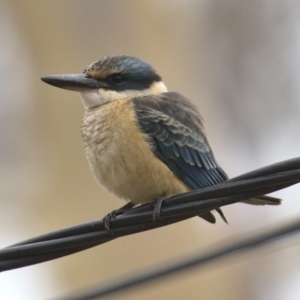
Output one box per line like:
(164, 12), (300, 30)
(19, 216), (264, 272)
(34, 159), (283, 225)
(151, 196), (165, 221)
(103, 202), (135, 232)
(103, 211), (118, 233)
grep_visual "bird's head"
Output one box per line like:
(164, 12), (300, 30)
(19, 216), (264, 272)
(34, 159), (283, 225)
(41, 55), (167, 109)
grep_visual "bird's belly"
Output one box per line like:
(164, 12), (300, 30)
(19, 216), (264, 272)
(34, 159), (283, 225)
(85, 137), (189, 204)
(82, 99), (189, 204)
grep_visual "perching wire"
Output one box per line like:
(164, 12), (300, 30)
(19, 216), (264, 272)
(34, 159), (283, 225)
(1, 157), (299, 273)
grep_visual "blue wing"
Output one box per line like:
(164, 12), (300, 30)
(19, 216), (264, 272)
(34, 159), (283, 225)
(133, 92), (228, 190)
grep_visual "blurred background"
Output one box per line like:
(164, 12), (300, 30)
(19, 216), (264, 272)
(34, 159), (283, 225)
(1, 1), (300, 299)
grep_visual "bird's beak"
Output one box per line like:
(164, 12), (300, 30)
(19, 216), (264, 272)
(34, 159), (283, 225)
(41, 73), (105, 92)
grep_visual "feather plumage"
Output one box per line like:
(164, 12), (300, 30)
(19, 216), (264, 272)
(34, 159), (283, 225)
(133, 92), (228, 190)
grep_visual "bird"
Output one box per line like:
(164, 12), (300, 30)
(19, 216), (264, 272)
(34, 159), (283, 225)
(41, 55), (281, 226)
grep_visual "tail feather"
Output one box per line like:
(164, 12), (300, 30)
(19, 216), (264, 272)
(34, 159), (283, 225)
(198, 211), (216, 223)
(242, 195), (281, 206)
(198, 196), (281, 225)
(198, 208), (228, 224)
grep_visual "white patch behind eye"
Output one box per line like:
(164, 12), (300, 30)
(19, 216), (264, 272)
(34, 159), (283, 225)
(79, 81), (168, 109)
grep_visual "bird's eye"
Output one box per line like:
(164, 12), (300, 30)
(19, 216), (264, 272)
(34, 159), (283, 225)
(110, 74), (125, 85)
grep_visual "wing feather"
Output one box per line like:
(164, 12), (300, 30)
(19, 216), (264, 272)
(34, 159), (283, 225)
(133, 92), (228, 190)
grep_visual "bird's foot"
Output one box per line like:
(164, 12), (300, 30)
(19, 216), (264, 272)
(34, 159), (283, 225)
(151, 195), (166, 222)
(103, 202), (134, 232)
(103, 211), (118, 232)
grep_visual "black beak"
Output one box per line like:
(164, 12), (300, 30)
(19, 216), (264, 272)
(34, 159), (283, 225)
(41, 73), (106, 92)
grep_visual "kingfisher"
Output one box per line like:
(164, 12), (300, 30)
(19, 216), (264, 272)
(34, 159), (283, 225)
(41, 55), (280, 226)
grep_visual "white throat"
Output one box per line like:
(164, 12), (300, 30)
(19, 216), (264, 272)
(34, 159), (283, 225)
(79, 81), (168, 109)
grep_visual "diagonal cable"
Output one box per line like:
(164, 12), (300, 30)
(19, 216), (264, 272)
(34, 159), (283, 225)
(0, 157), (299, 272)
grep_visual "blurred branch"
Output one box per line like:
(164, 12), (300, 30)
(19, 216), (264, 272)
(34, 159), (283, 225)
(0, 157), (300, 273)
